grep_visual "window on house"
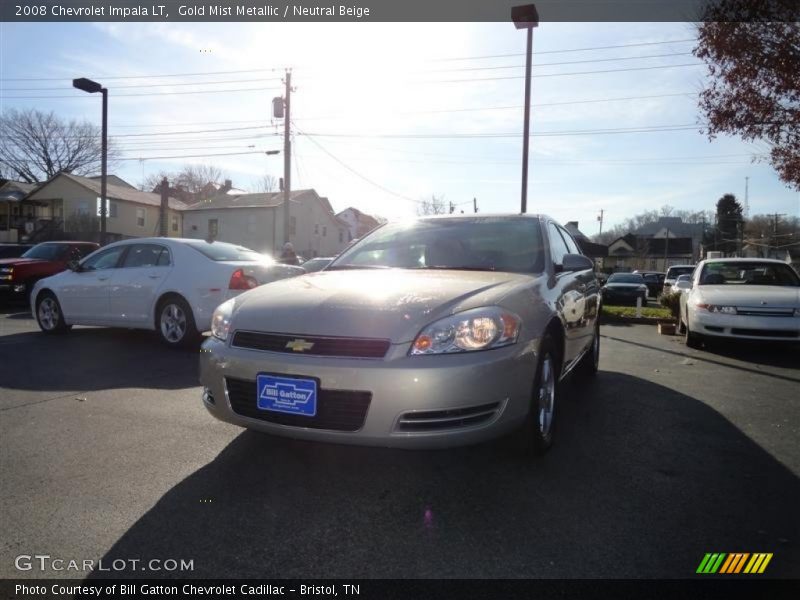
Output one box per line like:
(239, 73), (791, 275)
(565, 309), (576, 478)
(96, 198), (118, 218)
(289, 216), (296, 235)
(323, 226), (327, 237)
(78, 201), (90, 215)
(136, 208), (146, 228)
(314, 224), (319, 235)
(208, 218), (219, 238)
(171, 215), (179, 232)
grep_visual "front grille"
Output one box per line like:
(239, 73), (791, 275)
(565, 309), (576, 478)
(396, 402), (501, 432)
(225, 377), (371, 432)
(730, 328), (798, 338)
(232, 331), (390, 359)
(736, 309), (795, 317)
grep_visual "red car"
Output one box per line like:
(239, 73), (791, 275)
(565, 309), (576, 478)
(0, 241), (99, 302)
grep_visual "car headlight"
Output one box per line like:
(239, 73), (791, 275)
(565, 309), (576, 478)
(697, 303), (737, 315)
(210, 299), (235, 342)
(410, 307), (521, 356)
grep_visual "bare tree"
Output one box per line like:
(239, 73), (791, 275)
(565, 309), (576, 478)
(417, 194), (447, 216)
(139, 164), (227, 195)
(0, 108), (120, 183)
(257, 174), (278, 193)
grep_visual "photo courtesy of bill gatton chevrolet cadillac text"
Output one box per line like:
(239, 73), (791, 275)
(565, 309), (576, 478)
(200, 215), (601, 456)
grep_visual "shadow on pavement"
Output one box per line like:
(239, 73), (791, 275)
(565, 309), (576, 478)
(88, 373), (799, 578)
(0, 327), (200, 395)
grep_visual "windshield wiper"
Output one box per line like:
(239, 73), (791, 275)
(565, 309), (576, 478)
(325, 264), (392, 271)
(410, 265), (497, 272)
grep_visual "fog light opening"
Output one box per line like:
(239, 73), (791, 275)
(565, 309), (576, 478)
(202, 387), (215, 405)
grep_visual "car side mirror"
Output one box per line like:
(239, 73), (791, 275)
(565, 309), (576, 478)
(560, 253), (594, 272)
(675, 280), (692, 291)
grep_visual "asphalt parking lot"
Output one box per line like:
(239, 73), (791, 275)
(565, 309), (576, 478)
(1, 305), (798, 578)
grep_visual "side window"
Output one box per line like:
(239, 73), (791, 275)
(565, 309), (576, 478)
(156, 248), (171, 266)
(82, 246), (126, 271)
(77, 245), (96, 259)
(558, 227), (581, 255)
(121, 244), (169, 268)
(547, 222), (570, 266)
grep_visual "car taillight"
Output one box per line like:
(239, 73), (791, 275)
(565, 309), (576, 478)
(228, 268), (258, 290)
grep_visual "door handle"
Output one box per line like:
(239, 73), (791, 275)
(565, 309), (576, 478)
(148, 274), (162, 279)
(97, 276), (110, 281)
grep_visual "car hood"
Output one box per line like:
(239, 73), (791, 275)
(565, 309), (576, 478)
(696, 285), (800, 308)
(230, 268), (536, 343)
(0, 258), (43, 267)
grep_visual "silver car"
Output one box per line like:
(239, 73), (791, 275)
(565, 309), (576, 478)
(200, 215), (601, 455)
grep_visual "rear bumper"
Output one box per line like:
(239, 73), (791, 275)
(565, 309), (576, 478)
(199, 335), (540, 448)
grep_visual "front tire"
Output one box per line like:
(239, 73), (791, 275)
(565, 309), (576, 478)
(157, 297), (199, 348)
(512, 334), (560, 457)
(36, 292), (71, 334)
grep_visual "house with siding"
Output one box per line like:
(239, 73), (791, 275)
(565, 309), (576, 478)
(181, 189), (349, 258)
(9, 173), (187, 243)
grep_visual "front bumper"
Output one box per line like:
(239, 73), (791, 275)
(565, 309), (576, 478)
(689, 309), (800, 342)
(199, 335), (539, 448)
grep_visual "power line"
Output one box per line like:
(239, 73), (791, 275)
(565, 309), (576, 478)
(297, 126), (421, 204)
(0, 86), (283, 99)
(0, 38), (697, 82)
(4, 77), (284, 91)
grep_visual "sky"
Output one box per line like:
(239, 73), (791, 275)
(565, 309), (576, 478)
(1, 20), (798, 235)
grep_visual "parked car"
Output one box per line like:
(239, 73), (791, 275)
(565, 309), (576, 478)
(633, 270), (665, 297)
(200, 214), (601, 456)
(0, 241), (98, 302)
(300, 257), (334, 273)
(601, 273), (649, 305)
(678, 258), (800, 348)
(0, 244), (34, 259)
(31, 238), (305, 347)
(663, 264), (696, 293)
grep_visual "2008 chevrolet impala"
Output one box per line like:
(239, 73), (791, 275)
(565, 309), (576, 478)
(199, 215), (601, 455)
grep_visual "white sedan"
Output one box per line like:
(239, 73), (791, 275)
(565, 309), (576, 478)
(30, 238), (304, 346)
(677, 258), (800, 348)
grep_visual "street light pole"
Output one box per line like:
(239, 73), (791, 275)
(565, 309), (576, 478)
(72, 77), (108, 244)
(512, 4), (539, 214)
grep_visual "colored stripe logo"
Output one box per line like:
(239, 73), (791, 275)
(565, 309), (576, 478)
(697, 553), (773, 574)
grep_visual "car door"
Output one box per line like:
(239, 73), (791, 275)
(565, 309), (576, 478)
(57, 245), (126, 324)
(558, 224), (598, 354)
(546, 222), (585, 367)
(109, 243), (172, 325)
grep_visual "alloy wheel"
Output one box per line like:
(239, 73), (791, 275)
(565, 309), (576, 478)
(538, 355), (556, 436)
(38, 297), (59, 331)
(160, 303), (187, 343)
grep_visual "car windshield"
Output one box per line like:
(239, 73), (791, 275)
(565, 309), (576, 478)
(21, 243), (67, 260)
(699, 262), (800, 286)
(184, 240), (265, 262)
(328, 217), (545, 274)
(608, 274), (644, 284)
(666, 266), (694, 279)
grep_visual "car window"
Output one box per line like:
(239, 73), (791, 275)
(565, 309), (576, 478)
(184, 240), (264, 262)
(81, 246), (126, 271)
(21, 243), (67, 261)
(699, 262), (800, 286)
(76, 245), (96, 258)
(666, 266), (694, 279)
(608, 274), (645, 284)
(558, 226), (581, 255)
(546, 222), (570, 266)
(121, 244), (170, 268)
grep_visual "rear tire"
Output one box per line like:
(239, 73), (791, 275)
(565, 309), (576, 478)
(35, 291), (71, 334)
(685, 320), (702, 349)
(511, 334), (560, 457)
(157, 296), (200, 348)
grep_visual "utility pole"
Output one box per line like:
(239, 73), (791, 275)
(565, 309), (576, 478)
(663, 227), (669, 271)
(597, 209), (604, 236)
(449, 200), (455, 214)
(473, 197), (478, 213)
(744, 176), (750, 219)
(282, 70), (292, 246)
(768, 213), (786, 258)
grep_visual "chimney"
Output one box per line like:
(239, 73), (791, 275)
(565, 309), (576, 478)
(159, 177), (169, 237)
(221, 179), (232, 193)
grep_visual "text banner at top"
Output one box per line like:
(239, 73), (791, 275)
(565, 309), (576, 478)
(2, 0), (799, 23)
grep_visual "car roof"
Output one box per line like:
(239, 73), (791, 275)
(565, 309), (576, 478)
(702, 257), (789, 264)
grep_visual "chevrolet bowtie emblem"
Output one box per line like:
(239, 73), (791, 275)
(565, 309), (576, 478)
(286, 339), (314, 352)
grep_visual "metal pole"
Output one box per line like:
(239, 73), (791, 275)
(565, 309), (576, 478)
(520, 26), (533, 214)
(100, 88), (108, 244)
(283, 71), (292, 245)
